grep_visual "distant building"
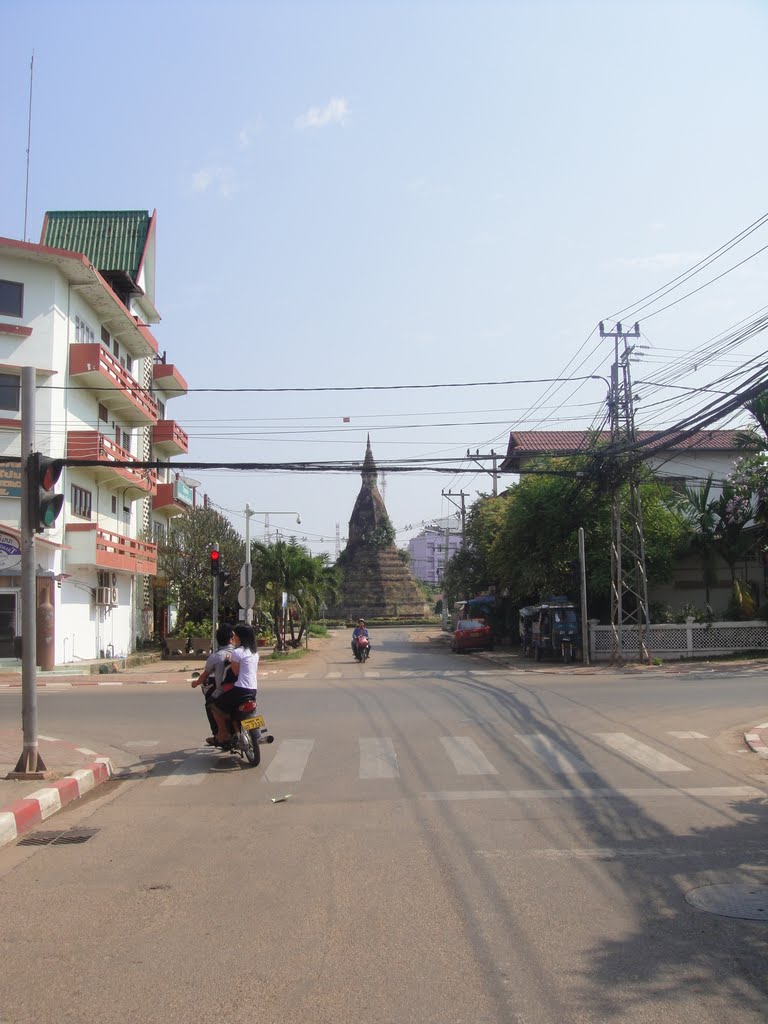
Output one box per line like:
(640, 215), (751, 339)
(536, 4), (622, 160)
(407, 521), (463, 584)
(0, 210), (188, 663)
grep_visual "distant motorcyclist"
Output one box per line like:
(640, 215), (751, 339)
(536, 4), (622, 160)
(351, 618), (371, 659)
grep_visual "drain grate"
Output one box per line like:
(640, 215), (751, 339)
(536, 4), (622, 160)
(18, 827), (99, 847)
(685, 883), (768, 922)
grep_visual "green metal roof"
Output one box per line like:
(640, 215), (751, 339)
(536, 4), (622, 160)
(42, 210), (150, 279)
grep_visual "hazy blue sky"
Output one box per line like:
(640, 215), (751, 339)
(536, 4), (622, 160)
(4, 1), (768, 558)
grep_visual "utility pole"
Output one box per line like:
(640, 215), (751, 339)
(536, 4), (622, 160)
(10, 368), (50, 777)
(241, 505), (254, 624)
(599, 320), (651, 665)
(465, 448), (500, 496)
(442, 490), (469, 544)
(211, 542), (220, 651)
(578, 526), (590, 667)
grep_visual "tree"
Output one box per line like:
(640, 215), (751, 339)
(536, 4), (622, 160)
(157, 507), (244, 627)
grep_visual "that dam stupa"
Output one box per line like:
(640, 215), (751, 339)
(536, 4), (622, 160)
(333, 438), (431, 621)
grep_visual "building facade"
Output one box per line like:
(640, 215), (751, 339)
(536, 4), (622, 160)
(0, 210), (189, 664)
(407, 521), (463, 584)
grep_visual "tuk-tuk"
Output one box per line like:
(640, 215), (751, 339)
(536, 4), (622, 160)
(519, 597), (580, 662)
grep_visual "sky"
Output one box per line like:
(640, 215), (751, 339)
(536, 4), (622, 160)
(4, 0), (768, 560)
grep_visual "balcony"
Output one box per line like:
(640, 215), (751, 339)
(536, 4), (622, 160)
(70, 343), (158, 424)
(67, 430), (157, 499)
(65, 524), (157, 576)
(153, 478), (194, 517)
(152, 419), (189, 455)
(152, 362), (188, 397)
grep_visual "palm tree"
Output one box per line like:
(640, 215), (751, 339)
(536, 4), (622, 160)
(678, 475), (720, 606)
(735, 390), (768, 450)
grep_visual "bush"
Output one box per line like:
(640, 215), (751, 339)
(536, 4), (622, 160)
(173, 620), (212, 638)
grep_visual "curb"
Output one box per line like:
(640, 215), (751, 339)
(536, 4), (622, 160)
(0, 680), (168, 688)
(744, 724), (768, 758)
(0, 757), (113, 849)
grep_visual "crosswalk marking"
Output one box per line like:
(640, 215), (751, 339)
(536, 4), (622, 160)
(327, 672), (342, 679)
(667, 731), (708, 739)
(440, 737), (498, 775)
(359, 738), (399, 779)
(363, 671), (381, 679)
(515, 733), (596, 774)
(425, 786), (761, 802)
(263, 739), (314, 782)
(595, 733), (691, 773)
(160, 750), (210, 786)
(288, 673), (307, 679)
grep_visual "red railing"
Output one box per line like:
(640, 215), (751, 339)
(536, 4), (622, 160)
(70, 343), (158, 422)
(152, 419), (189, 453)
(65, 523), (158, 575)
(152, 362), (188, 394)
(67, 430), (157, 492)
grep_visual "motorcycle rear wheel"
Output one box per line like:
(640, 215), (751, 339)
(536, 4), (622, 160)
(242, 728), (261, 767)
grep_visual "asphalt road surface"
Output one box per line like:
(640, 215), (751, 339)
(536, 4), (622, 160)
(1, 628), (767, 1024)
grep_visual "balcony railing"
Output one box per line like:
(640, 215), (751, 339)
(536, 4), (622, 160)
(67, 430), (157, 498)
(70, 343), (158, 424)
(152, 362), (188, 396)
(152, 419), (189, 455)
(153, 479), (194, 516)
(65, 523), (158, 576)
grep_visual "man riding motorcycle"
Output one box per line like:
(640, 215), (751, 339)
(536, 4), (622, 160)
(351, 618), (371, 659)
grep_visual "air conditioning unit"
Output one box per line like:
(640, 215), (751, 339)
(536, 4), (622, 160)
(111, 587), (119, 606)
(95, 587), (112, 606)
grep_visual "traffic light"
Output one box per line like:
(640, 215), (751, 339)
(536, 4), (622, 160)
(210, 547), (220, 575)
(219, 570), (232, 595)
(29, 452), (64, 532)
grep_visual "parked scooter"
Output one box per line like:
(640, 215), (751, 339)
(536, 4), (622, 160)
(353, 635), (370, 663)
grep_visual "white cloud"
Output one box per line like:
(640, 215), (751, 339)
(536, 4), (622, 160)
(238, 118), (263, 150)
(189, 165), (239, 198)
(295, 97), (349, 129)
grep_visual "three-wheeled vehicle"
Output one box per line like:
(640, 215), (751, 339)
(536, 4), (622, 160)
(519, 597), (581, 662)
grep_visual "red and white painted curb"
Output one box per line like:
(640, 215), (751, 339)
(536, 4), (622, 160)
(745, 723), (768, 758)
(0, 757), (113, 849)
(0, 680), (167, 688)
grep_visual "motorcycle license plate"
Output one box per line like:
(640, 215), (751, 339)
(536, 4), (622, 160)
(241, 715), (265, 731)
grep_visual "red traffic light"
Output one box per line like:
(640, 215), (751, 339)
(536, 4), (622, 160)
(210, 549), (220, 574)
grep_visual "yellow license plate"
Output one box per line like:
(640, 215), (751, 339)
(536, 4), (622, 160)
(241, 716), (265, 731)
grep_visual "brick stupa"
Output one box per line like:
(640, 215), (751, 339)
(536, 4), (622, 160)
(333, 438), (431, 621)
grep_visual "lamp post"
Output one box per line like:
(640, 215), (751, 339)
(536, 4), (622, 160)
(241, 507), (302, 624)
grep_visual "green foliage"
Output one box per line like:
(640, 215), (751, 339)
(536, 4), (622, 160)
(157, 508), (244, 626)
(172, 619), (213, 638)
(367, 518), (396, 548)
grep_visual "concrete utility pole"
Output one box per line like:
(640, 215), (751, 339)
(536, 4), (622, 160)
(599, 320), (651, 665)
(239, 509), (302, 626)
(465, 448), (500, 496)
(578, 526), (590, 666)
(442, 490), (469, 544)
(10, 368), (50, 778)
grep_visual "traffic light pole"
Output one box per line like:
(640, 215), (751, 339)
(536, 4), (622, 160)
(10, 367), (49, 778)
(211, 542), (219, 652)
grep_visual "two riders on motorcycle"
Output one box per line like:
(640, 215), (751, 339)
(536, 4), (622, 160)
(192, 621), (258, 747)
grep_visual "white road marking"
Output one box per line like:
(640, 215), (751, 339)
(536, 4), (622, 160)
(288, 673), (307, 679)
(160, 750), (210, 786)
(359, 738), (399, 779)
(263, 739), (314, 783)
(124, 740), (160, 748)
(515, 733), (596, 774)
(38, 734), (61, 742)
(326, 672), (342, 679)
(596, 732), (692, 772)
(440, 737), (498, 775)
(425, 786), (762, 802)
(363, 671), (381, 679)
(667, 731), (708, 739)
(76, 747), (98, 756)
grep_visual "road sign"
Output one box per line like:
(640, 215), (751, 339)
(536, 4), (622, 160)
(240, 563), (252, 586)
(238, 586), (256, 609)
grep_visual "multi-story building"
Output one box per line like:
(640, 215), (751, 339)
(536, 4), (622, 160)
(0, 210), (190, 664)
(407, 520), (463, 584)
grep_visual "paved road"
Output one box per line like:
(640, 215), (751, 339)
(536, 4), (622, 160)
(1, 629), (767, 1023)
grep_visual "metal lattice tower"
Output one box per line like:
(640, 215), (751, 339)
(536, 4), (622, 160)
(601, 321), (651, 664)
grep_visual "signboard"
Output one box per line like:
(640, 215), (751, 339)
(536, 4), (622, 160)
(0, 531), (21, 572)
(174, 479), (194, 506)
(0, 464), (21, 499)
(238, 585), (256, 609)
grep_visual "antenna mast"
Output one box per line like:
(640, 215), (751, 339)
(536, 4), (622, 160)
(23, 53), (35, 242)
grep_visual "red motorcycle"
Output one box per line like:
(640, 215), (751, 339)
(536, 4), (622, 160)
(354, 635), (370, 663)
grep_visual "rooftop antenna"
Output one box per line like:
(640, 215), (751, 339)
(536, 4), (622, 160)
(23, 52), (34, 242)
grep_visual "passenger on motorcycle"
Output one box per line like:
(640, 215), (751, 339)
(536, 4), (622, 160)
(351, 618), (371, 658)
(190, 622), (236, 744)
(209, 623), (259, 746)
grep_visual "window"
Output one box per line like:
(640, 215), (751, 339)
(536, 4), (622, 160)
(125, 354), (133, 374)
(157, 399), (166, 420)
(122, 430), (131, 453)
(75, 315), (95, 344)
(152, 520), (167, 545)
(0, 374), (20, 412)
(71, 485), (92, 520)
(98, 403), (109, 423)
(111, 496), (117, 514)
(101, 326), (110, 346)
(0, 280), (23, 317)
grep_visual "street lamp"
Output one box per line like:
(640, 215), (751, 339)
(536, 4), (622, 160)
(241, 506), (302, 624)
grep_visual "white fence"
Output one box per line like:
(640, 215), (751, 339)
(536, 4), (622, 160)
(589, 618), (768, 662)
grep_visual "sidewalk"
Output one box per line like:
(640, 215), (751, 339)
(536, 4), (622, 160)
(0, 730), (117, 849)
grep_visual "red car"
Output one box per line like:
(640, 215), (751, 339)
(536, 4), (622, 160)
(451, 618), (494, 653)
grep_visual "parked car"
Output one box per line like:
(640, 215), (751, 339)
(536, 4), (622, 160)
(451, 618), (494, 653)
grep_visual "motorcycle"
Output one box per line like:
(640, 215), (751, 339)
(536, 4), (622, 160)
(354, 635), (370, 663)
(196, 675), (274, 766)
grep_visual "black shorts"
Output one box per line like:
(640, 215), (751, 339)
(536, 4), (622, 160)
(212, 687), (257, 715)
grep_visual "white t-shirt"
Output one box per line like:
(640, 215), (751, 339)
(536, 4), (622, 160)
(231, 646), (258, 691)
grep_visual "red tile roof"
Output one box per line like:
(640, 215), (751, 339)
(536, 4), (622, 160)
(501, 429), (743, 470)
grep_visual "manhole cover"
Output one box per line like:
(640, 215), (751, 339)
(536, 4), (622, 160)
(685, 883), (768, 921)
